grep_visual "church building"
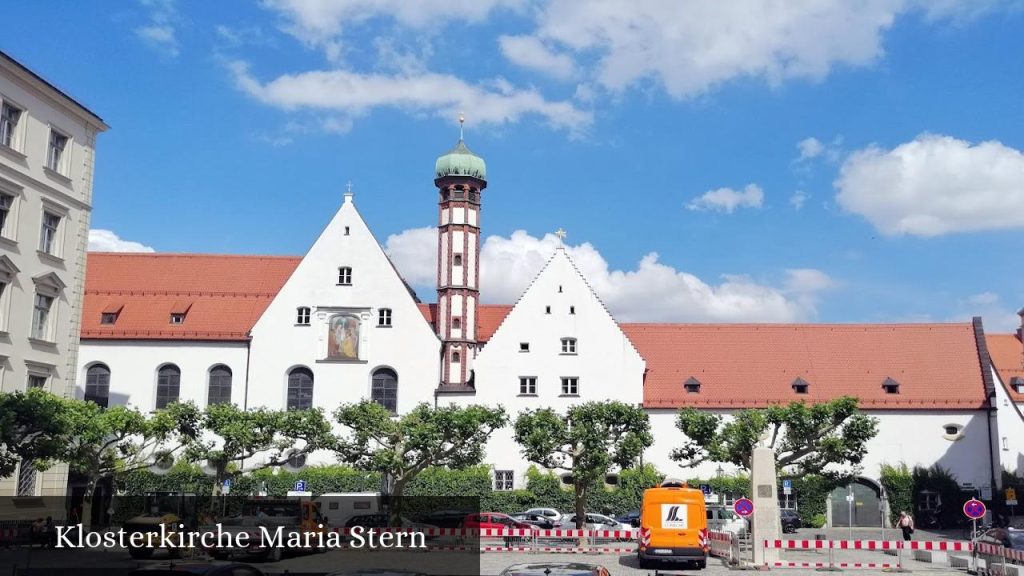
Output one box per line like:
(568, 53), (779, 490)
(75, 128), (1024, 526)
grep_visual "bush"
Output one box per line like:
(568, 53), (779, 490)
(811, 513), (826, 528)
(880, 462), (913, 525)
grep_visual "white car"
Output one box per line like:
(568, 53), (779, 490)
(556, 513), (632, 538)
(523, 508), (563, 524)
(707, 506), (748, 535)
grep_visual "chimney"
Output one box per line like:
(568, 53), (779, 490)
(1018, 307), (1024, 341)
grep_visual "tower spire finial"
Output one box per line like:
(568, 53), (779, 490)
(555, 227), (567, 249)
(458, 111), (465, 141)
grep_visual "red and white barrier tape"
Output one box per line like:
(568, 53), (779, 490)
(764, 539), (973, 552)
(770, 562), (894, 569)
(977, 542), (1024, 563)
(329, 527), (636, 538)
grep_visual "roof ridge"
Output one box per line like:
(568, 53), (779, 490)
(88, 252), (302, 260)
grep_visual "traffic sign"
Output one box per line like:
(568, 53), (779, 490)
(294, 480), (307, 492)
(963, 498), (986, 520)
(699, 483), (712, 496)
(783, 479), (792, 495)
(222, 478), (231, 495)
(1006, 488), (1017, 506)
(734, 497), (754, 517)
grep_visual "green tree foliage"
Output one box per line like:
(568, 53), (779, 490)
(912, 464), (967, 527)
(184, 403), (335, 496)
(514, 401), (653, 528)
(0, 389), (77, 477)
(334, 401), (508, 501)
(880, 462), (914, 525)
(672, 396), (878, 479)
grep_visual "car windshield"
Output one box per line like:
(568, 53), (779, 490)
(1009, 531), (1024, 549)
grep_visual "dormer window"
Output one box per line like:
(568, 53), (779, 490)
(1012, 377), (1024, 394)
(100, 302), (123, 325)
(338, 267), (352, 285)
(791, 377), (809, 394)
(882, 377), (900, 394)
(169, 301), (191, 325)
(100, 312), (117, 325)
(684, 377), (701, 394)
(170, 313), (185, 325)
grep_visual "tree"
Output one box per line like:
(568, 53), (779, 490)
(184, 403), (335, 496)
(514, 401), (653, 529)
(0, 388), (77, 477)
(672, 396), (878, 479)
(58, 401), (201, 523)
(334, 401), (508, 504)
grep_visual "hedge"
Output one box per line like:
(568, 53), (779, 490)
(880, 462), (913, 525)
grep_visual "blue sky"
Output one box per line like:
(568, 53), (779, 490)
(3, 1), (1023, 328)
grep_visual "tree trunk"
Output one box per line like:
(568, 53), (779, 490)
(575, 481), (588, 546)
(389, 477), (407, 527)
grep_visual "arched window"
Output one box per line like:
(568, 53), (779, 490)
(156, 365), (181, 409)
(287, 367), (314, 410)
(85, 364), (110, 408)
(371, 368), (398, 414)
(207, 365), (233, 406)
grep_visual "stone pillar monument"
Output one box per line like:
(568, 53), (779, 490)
(751, 446), (781, 565)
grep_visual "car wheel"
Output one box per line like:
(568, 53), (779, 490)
(695, 560), (707, 569)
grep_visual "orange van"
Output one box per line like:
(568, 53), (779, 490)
(637, 479), (708, 569)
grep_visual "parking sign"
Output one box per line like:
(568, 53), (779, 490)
(783, 479), (792, 495)
(294, 480), (307, 492)
(699, 483), (711, 496)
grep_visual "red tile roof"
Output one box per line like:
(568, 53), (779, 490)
(81, 254), (993, 410)
(624, 323), (988, 410)
(417, 303), (513, 343)
(82, 253), (299, 341)
(987, 333), (1024, 402)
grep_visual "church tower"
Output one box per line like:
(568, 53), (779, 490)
(434, 115), (487, 392)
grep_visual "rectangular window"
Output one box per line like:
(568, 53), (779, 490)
(494, 470), (514, 491)
(561, 377), (579, 396)
(27, 374), (47, 389)
(519, 342), (529, 352)
(47, 130), (68, 172)
(296, 307), (311, 325)
(378, 308), (392, 326)
(100, 312), (117, 325)
(0, 193), (11, 236)
(519, 377), (537, 395)
(561, 338), (577, 354)
(0, 103), (22, 149)
(170, 313), (185, 324)
(16, 459), (36, 496)
(338, 267), (352, 285)
(453, 254), (463, 266)
(39, 211), (60, 254)
(31, 294), (53, 340)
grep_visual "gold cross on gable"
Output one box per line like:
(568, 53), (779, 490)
(555, 228), (567, 242)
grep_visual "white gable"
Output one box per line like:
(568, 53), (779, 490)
(453, 248), (645, 481)
(248, 194), (440, 415)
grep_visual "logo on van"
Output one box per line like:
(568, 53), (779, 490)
(661, 504), (688, 528)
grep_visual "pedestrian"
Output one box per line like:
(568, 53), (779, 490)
(898, 511), (914, 540)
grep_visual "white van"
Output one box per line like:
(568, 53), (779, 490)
(706, 505), (747, 535)
(313, 492), (380, 527)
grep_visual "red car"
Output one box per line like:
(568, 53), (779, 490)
(462, 513), (538, 544)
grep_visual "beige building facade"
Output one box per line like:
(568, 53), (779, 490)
(0, 51), (106, 496)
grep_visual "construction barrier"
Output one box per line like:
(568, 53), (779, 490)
(708, 530), (738, 564)
(326, 526), (639, 554)
(977, 542), (1024, 576)
(763, 538), (975, 570)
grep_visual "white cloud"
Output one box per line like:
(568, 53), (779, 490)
(790, 191), (809, 210)
(88, 230), (156, 253)
(498, 35), (575, 80)
(835, 134), (1024, 236)
(798, 137), (825, 161)
(135, 0), (179, 57)
(967, 291), (1000, 306)
(228, 60), (591, 133)
(386, 228), (833, 322)
(687, 184), (764, 213)
(262, 0), (524, 56)
(954, 291), (1020, 332)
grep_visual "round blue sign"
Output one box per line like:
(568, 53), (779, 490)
(963, 498), (986, 519)
(734, 497), (754, 517)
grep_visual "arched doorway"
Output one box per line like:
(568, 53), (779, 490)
(829, 478), (883, 527)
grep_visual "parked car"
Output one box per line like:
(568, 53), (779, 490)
(615, 510), (640, 528)
(498, 562), (611, 576)
(510, 512), (556, 529)
(523, 508), (563, 524)
(129, 563), (265, 575)
(462, 512), (539, 544)
(343, 513), (439, 537)
(780, 509), (802, 533)
(975, 527), (1024, 567)
(417, 509), (471, 528)
(556, 513), (632, 539)
(706, 505), (747, 535)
